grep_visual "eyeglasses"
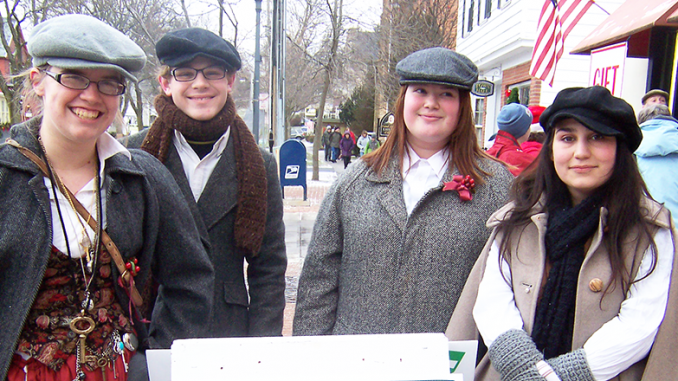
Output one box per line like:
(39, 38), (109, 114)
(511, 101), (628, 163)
(43, 71), (126, 96)
(171, 66), (227, 82)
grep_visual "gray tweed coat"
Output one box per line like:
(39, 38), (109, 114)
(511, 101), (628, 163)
(0, 123), (214, 381)
(126, 130), (287, 337)
(293, 155), (513, 335)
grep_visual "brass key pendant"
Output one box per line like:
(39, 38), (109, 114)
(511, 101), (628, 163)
(70, 315), (95, 365)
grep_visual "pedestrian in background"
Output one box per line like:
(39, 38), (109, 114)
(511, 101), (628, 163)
(641, 89), (669, 110)
(364, 133), (381, 154)
(635, 103), (678, 220)
(322, 126), (332, 161)
(521, 130), (545, 158)
(340, 131), (355, 168)
(448, 86), (678, 380)
(486, 103), (535, 176)
(357, 130), (370, 157)
(0, 15), (214, 381)
(293, 47), (512, 336)
(329, 126), (341, 162)
(126, 27), (287, 339)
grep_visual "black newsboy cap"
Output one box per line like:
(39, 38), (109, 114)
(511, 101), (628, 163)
(156, 28), (241, 71)
(396, 47), (478, 90)
(540, 86), (642, 151)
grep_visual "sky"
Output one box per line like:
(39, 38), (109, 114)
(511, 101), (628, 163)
(190, 0), (383, 57)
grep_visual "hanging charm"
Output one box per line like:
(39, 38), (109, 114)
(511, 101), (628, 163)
(125, 258), (140, 277)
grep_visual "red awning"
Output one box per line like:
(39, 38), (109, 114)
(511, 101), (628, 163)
(571, 0), (678, 54)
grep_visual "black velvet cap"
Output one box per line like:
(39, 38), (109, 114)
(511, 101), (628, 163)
(396, 47), (478, 90)
(540, 86), (642, 151)
(156, 28), (242, 71)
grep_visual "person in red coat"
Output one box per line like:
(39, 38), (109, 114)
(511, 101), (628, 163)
(487, 103), (535, 176)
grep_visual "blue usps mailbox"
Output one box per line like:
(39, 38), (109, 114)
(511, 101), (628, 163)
(279, 139), (307, 200)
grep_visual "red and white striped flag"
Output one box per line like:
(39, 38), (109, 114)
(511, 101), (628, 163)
(530, 0), (594, 86)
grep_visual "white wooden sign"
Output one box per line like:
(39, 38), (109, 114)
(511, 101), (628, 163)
(589, 41), (628, 97)
(168, 333), (464, 381)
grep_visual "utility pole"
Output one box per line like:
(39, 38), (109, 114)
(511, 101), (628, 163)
(253, 0), (262, 144)
(270, 0), (286, 149)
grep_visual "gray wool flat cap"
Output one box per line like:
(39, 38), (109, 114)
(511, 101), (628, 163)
(28, 14), (146, 82)
(396, 47), (478, 90)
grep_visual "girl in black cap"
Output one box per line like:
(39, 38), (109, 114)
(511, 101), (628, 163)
(448, 86), (678, 380)
(294, 47), (513, 336)
(0, 15), (214, 381)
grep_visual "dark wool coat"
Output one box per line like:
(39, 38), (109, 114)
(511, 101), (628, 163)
(447, 198), (678, 381)
(0, 122), (215, 381)
(293, 155), (513, 335)
(127, 130), (287, 337)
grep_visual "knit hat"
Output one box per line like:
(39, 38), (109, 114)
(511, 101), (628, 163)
(396, 47), (478, 90)
(28, 14), (146, 81)
(540, 86), (642, 151)
(497, 104), (532, 138)
(156, 28), (242, 71)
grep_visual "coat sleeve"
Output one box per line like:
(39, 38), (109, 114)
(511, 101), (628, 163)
(244, 151), (288, 336)
(136, 153), (215, 348)
(293, 176), (346, 335)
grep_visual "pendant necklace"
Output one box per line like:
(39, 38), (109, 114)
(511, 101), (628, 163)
(39, 136), (103, 380)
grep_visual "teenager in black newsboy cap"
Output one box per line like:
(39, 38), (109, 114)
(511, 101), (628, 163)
(125, 28), (287, 339)
(448, 85), (678, 380)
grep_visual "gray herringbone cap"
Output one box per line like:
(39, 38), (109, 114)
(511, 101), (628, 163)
(28, 14), (146, 82)
(396, 47), (478, 90)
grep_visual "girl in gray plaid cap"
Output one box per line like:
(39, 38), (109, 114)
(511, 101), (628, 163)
(293, 47), (513, 336)
(0, 14), (214, 381)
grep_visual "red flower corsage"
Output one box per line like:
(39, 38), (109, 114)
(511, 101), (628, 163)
(443, 175), (475, 201)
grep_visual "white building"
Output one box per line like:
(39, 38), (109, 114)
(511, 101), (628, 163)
(455, 0), (640, 147)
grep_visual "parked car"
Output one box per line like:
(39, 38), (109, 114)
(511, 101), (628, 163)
(291, 126), (308, 139)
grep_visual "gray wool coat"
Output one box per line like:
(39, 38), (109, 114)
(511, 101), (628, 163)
(0, 122), (214, 381)
(126, 130), (287, 337)
(293, 155), (513, 335)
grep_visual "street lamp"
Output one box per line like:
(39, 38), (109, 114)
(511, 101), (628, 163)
(253, 0), (262, 144)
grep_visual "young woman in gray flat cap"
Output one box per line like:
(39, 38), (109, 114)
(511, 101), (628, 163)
(126, 27), (287, 339)
(293, 47), (513, 336)
(448, 86), (678, 380)
(0, 14), (214, 381)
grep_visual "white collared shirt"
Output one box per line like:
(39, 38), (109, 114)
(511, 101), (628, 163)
(48, 132), (131, 258)
(401, 145), (450, 215)
(173, 128), (231, 201)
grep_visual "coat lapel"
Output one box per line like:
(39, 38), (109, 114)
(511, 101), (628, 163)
(368, 158), (407, 233)
(196, 137), (238, 231)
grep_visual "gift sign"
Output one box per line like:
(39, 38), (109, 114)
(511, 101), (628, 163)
(589, 42), (627, 97)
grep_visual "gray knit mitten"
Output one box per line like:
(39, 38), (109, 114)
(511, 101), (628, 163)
(547, 349), (596, 381)
(488, 329), (544, 381)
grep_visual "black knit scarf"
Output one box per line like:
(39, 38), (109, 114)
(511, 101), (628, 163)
(531, 193), (603, 358)
(141, 94), (268, 256)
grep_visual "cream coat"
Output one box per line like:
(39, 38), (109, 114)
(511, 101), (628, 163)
(446, 197), (678, 380)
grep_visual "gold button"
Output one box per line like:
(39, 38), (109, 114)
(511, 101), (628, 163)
(589, 278), (604, 292)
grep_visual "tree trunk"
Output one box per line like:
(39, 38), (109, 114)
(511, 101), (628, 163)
(313, 69), (332, 181)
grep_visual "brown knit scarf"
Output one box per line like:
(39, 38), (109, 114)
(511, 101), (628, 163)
(141, 94), (268, 256)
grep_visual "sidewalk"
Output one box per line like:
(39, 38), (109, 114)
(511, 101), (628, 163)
(281, 146), (345, 336)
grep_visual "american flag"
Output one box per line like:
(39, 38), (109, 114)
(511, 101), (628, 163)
(530, 0), (594, 86)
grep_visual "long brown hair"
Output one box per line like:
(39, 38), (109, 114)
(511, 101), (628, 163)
(499, 127), (659, 293)
(361, 85), (498, 185)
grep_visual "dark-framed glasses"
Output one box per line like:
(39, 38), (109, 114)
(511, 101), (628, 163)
(171, 66), (227, 82)
(43, 71), (126, 96)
